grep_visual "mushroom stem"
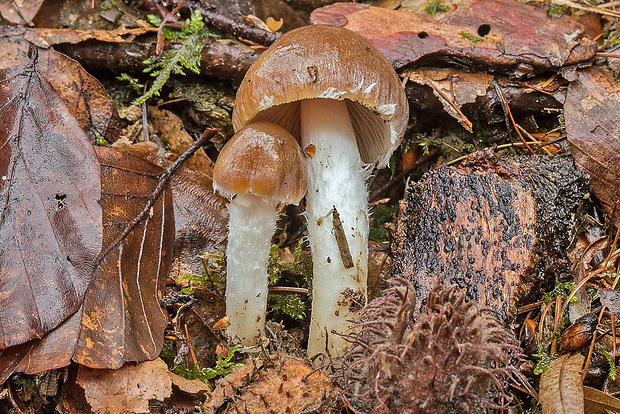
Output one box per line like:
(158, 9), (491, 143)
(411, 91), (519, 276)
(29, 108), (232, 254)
(300, 98), (369, 360)
(225, 193), (278, 345)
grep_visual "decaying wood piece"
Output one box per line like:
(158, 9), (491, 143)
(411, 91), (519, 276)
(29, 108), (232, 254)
(311, 0), (597, 75)
(392, 150), (589, 322)
(405, 69), (564, 132)
(55, 35), (260, 82)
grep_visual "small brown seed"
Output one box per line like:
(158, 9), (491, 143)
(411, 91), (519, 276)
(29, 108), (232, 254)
(559, 312), (598, 351)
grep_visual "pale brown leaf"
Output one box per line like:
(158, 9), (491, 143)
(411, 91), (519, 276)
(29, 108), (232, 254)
(311, 0), (596, 72)
(584, 386), (620, 414)
(76, 359), (173, 414)
(599, 289), (620, 316)
(0, 0), (44, 25)
(0, 147), (175, 381)
(565, 66), (620, 227)
(0, 29), (121, 143)
(540, 354), (585, 414)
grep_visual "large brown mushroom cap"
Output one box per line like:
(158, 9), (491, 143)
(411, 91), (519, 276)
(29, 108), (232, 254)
(213, 121), (307, 204)
(232, 25), (409, 166)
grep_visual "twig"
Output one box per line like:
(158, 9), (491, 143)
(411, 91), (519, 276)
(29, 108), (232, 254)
(517, 301), (544, 314)
(550, 295), (562, 355)
(56, 36), (259, 82)
(185, 0), (280, 46)
(560, 267), (606, 317)
(368, 149), (440, 202)
(493, 82), (535, 154)
(597, 52), (620, 58)
(528, 0), (620, 18)
(612, 313), (617, 365)
(96, 128), (218, 264)
(156, 0), (186, 55)
(184, 323), (200, 369)
(268, 286), (309, 295)
(582, 309), (605, 382)
(416, 70), (473, 133)
(440, 140), (543, 168)
(537, 301), (554, 344)
(516, 124), (553, 155)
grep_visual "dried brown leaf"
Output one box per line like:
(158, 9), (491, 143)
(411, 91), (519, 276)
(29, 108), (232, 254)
(311, 0), (596, 73)
(169, 371), (210, 397)
(583, 386), (620, 414)
(0, 147), (175, 381)
(0, 58), (102, 349)
(150, 108), (228, 271)
(25, 27), (155, 47)
(0, 0), (44, 25)
(408, 69), (489, 131)
(75, 358), (173, 414)
(0, 29), (121, 143)
(599, 289), (620, 316)
(540, 354), (585, 414)
(205, 354), (331, 414)
(565, 66), (620, 227)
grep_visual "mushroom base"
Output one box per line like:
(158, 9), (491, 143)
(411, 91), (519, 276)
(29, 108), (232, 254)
(225, 193), (278, 345)
(301, 98), (370, 361)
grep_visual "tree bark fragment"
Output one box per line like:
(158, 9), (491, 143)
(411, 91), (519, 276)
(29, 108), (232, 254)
(392, 150), (589, 322)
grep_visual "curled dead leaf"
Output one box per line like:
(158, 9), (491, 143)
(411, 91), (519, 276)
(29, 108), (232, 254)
(565, 66), (620, 227)
(540, 354), (585, 414)
(0, 58), (102, 350)
(0, 147), (175, 381)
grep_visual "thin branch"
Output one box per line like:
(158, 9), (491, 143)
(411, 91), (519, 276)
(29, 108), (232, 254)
(185, 0), (280, 46)
(156, 0), (187, 55)
(96, 128), (218, 264)
(493, 81), (535, 154)
(369, 149), (440, 202)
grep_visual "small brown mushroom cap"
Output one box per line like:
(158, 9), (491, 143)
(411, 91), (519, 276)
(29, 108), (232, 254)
(232, 25), (409, 167)
(213, 121), (307, 205)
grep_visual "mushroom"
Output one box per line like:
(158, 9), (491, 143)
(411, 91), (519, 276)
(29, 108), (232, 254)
(232, 25), (408, 358)
(213, 121), (307, 345)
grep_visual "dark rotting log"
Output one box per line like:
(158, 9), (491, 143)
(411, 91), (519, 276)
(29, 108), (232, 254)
(55, 36), (260, 82)
(392, 150), (589, 322)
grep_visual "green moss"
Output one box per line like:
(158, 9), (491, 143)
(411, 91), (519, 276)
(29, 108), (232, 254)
(134, 10), (217, 106)
(533, 340), (555, 375)
(459, 32), (484, 51)
(548, 4), (568, 15)
(369, 205), (397, 242)
(268, 294), (306, 320)
(543, 279), (576, 304)
(267, 239), (312, 286)
(422, 0), (449, 15)
(267, 239), (312, 320)
(160, 341), (243, 385)
(603, 349), (617, 380)
(177, 251), (224, 294)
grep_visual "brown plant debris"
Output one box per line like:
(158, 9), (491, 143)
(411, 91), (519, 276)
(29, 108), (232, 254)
(0, 54), (102, 350)
(339, 279), (524, 413)
(204, 353), (331, 413)
(0, 27), (121, 144)
(539, 353), (585, 414)
(0, 146), (175, 382)
(311, 0), (597, 74)
(565, 66), (620, 227)
(392, 150), (589, 322)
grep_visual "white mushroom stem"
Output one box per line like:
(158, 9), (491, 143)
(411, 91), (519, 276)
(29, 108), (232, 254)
(300, 98), (369, 360)
(225, 193), (278, 345)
